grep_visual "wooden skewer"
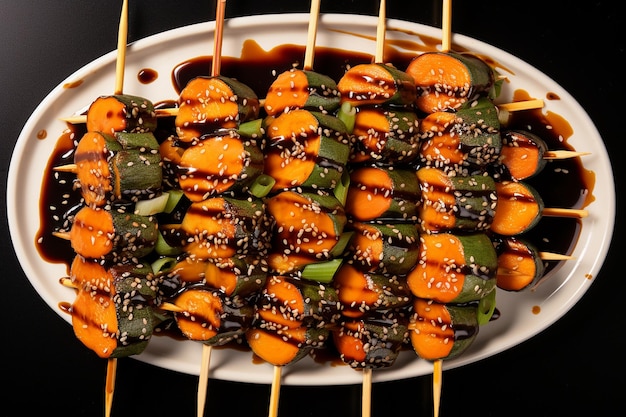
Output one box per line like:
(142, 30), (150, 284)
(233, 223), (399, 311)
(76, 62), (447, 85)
(61, 97), (545, 126)
(105, 2), (128, 415)
(303, 0), (321, 71)
(441, 0), (452, 52)
(114, 0), (129, 95)
(542, 207), (588, 218)
(197, 345), (213, 417)
(362, 368), (372, 417)
(433, 359), (443, 417)
(61, 107), (178, 124)
(268, 365), (282, 417)
(211, 0), (226, 77)
(538, 251), (575, 261)
(497, 99), (544, 112)
(197, 3), (227, 415)
(374, 0), (386, 64)
(543, 150), (591, 159)
(105, 358), (118, 417)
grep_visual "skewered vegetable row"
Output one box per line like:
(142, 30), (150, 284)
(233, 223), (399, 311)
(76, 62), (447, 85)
(159, 74), (272, 350)
(63, 94), (169, 363)
(332, 63), (418, 371)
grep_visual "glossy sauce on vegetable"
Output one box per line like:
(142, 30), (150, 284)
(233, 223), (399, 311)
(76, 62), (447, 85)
(37, 41), (592, 303)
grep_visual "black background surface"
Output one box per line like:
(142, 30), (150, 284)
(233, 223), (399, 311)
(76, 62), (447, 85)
(1, 1), (622, 416)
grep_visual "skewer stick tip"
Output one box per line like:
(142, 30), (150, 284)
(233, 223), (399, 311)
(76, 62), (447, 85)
(375, 0), (386, 63)
(114, 0), (129, 95)
(268, 365), (282, 417)
(362, 367), (373, 417)
(433, 359), (443, 417)
(303, 0), (321, 71)
(542, 207), (588, 219)
(441, 0), (452, 52)
(197, 344), (212, 417)
(105, 358), (118, 417)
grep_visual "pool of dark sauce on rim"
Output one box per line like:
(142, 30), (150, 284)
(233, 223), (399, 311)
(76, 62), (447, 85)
(36, 35), (594, 347)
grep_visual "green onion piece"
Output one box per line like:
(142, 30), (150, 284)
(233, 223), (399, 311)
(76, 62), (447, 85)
(330, 231), (354, 258)
(164, 189), (184, 214)
(337, 102), (356, 133)
(249, 174), (276, 198)
(134, 192), (169, 215)
(301, 258), (343, 283)
(477, 289), (497, 325)
(151, 256), (177, 274)
(333, 170), (350, 206)
(238, 118), (264, 138)
(155, 230), (183, 256)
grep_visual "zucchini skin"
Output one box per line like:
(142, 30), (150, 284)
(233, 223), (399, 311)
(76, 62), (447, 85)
(409, 297), (480, 361)
(417, 167), (498, 233)
(333, 308), (409, 369)
(407, 232), (497, 304)
(110, 264), (163, 358)
(350, 108), (421, 164)
(87, 94), (158, 134)
(492, 235), (546, 291)
(344, 165), (420, 222)
(109, 212), (159, 263)
(408, 51), (496, 113)
(345, 221), (420, 276)
(419, 97), (502, 173)
(263, 110), (350, 192)
(338, 63), (417, 107)
(180, 195), (272, 259)
(333, 263), (412, 317)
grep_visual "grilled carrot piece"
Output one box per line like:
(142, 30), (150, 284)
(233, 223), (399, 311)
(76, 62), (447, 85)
(177, 130), (264, 201)
(74, 131), (113, 207)
(349, 107), (420, 164)
(171, 284), (255, 346)
(180, 195), (271, 260)
(499, 129), (548, 180)
(419, 97), (501, 171)
(346, 221), (420, 276)
(263, 109), (350, 192)
(333, 263), (412, 318)
(86, 94), (157, 134)
(338, 63), (416, 107)
(405, 51), (496, 113)
(71, 263), (162, 359)
(409, 297), (479, 361)
(490, 180), (544, 236)
(74, 131), (162, 206)
(246, 274), (338, 366)
(69, 206), (158, 262)
(246, 325), (329, 366)
(175, 75), (260, 143)
(265, 190), (347, 274)
(344, 165), (420, 222)
(264, 68), (341, 116)
(406, 232), (497, 304)
(416, 166), (497, 233)
(256, 275), (340, 329)
(493, 236), (545, 291)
